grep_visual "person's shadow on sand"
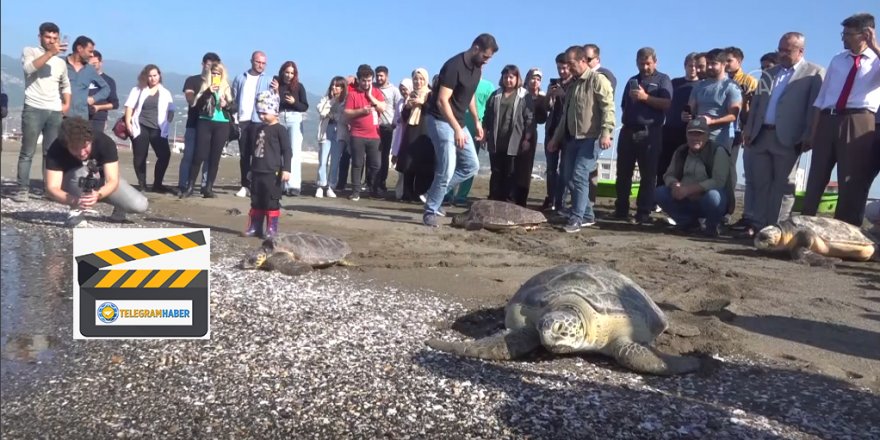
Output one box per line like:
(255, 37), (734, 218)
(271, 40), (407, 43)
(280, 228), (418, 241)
(284, 204), (415, 224)
(414, 348), (879, 438)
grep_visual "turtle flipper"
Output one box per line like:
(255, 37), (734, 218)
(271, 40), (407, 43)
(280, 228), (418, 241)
(791, 247), (839, 268)
(264, 253), (313, 277)
(464, 221), (483, 231)
(426, 328), (539, 361)
(606, 337), (700, 376)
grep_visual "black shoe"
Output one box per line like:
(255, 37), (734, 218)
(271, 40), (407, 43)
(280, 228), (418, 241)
(612, 210), (629, 220)
(152, 184), (176, 195)
(632, 214), (653, 225)
(728, 217), (752, 231)
(540, 197), (554, 211)
(137, 181), (147, 192)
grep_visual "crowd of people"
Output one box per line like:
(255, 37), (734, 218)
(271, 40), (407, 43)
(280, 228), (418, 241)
(8, 13), (880, 238)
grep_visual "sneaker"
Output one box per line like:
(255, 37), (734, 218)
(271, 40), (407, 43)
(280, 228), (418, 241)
(664, 216), (678, 226)
(437, 208), (447, 217)
(315, 188), (324, 198)
(11, 187), (29, 203)
(612, 210), (629, 220)
(66, 209), (88, 228)
(728, 217), (752, 231)
(349, 193), (360, 201)
(423, 212), (438, 228)
(654, 205), (663, 213)
(325, 188), (337, 198)
(419, 194), (427, 203)
(286, 188), (301, 197)
(109, 208), (128, 223)
(235, 187), (249, 198)
(562, 219), (581, 233)
(632, 214), (653, 225)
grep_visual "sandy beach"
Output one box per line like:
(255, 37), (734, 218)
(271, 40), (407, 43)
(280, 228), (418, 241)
(1, 140), (878, 438)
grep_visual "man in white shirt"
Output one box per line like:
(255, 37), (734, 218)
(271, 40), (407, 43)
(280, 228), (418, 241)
(14, 22), (72, 202)
(374, 66), (403, 193)
(804, 13), (880, 225)
(743, 32), (825, 232)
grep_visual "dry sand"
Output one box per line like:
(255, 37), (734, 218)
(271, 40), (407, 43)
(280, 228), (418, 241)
(2, 141), (879, 395)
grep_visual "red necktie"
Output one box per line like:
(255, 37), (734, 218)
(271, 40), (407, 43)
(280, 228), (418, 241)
(834, 55), (861, 111)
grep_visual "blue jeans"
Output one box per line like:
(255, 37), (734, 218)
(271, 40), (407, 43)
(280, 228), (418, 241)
(560, 138), (598, 224)
(18, 104), (62, 187)
(178, 127), (207, 191)
(318, 123), (342, 187)
(655, 186), (727, 231)
(280, 111), (303, 190)
(424, 114), (479, 215)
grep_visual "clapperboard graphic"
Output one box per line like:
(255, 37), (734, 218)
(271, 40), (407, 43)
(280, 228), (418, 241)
(73, 229), (210, 339)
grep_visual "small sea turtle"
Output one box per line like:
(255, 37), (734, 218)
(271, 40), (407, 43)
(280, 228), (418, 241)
(754, 215), (877, 267)
(241, 232), (353, 276)
(427, 264), (700, 376)
(451, 200), (547, 231)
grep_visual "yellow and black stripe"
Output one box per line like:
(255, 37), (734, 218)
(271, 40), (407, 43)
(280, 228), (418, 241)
(76, 231), (207, 286)
(81, 269), (208, 289)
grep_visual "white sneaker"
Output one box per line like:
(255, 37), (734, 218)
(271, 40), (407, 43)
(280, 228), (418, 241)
(315, 188), (324, 198)
(325, 188), (337, 198)
(235, 187), (249, 198)
(66, 209), (89, 228)
(419, 194), (427, 203)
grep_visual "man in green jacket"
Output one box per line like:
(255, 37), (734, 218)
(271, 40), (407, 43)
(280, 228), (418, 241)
(546, 45), (615, 233)
(655, 117), (731, 237)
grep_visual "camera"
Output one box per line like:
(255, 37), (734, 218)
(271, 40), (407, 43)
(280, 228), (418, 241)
(78, 159), (101, 193)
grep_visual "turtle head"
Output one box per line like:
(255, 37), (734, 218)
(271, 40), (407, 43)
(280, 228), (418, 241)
(537, 309), (587, 353)
(241, 248), (270, 270)
(754, 225), (784, 250)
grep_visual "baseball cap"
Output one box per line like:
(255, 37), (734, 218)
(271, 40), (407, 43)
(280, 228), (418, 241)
(687, 118), (709, 133)
(527, 68), (543, 79)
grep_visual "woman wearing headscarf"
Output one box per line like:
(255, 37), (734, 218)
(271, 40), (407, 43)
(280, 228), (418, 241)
(391, 77), (412, 200)
(482, 64), (535, 204)
(181, 62), (232, 198)
(393, 68), (435, 202)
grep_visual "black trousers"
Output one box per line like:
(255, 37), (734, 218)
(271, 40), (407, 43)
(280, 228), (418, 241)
(660, 125), (686, 187)
(489, 151), (516, 202)
(377, 125), (394, 190)
(615, 125), (663, 216)
(349, 136), (381, 195)
(238, 120), (254, 187)
(132, 126), (171, 187)
(512, 145), (537, 207)
(191, 119), (230, 190)
(336, 140), (351, 190)
(90, 119), (107, 136)
(250, 171), (282, 210)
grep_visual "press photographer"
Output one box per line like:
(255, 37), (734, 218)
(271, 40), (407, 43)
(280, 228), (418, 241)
(45, 117), (148, 227)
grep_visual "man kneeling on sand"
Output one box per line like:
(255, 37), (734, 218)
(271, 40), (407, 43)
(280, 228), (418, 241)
(45, 117), (148, 227)
(655, 117), (731, 237)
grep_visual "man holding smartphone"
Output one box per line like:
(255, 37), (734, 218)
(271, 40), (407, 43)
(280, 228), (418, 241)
(541, 52), (574, 212)
(803, 13), (880, 225)
(615, 47), (673, 224)
(14, 22), (72, 202)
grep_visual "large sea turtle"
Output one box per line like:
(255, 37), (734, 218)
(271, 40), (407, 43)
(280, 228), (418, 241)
(754, 215), (877, 267)
(426, 263), (701, 376)
(241, 232), (353, 276)
(451, 200), (547, 231)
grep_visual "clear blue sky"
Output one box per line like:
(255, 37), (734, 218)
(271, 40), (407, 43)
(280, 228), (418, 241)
(2, 1), (879, 196)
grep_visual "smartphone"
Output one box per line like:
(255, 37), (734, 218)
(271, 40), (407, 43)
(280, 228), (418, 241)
(628, 78), (640, 91)
(549, 78), (560, 87)
(212, 75), (221, 87)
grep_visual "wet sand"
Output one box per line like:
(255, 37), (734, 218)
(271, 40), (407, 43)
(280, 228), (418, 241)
(1, 142), (879, 390)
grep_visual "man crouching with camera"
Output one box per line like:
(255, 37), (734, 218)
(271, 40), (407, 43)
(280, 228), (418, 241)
(45, 117), (148, 227)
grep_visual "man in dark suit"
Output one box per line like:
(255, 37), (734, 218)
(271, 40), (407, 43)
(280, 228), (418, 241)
(743, 32), (825, 232)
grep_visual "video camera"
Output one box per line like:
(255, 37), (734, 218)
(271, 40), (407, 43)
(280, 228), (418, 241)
(78, 159), (101, 193)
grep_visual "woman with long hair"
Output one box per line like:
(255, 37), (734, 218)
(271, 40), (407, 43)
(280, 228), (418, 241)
(482, 64), (535, 204)
(394, 68), (435, 202)
(315, 76), (347, 198)
(124, 64), (176, 193)
(273, 61), (309, 196)
(181, 62), (233, 198)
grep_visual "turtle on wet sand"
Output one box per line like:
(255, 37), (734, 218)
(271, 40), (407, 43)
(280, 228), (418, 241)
(241, 232), (354, 276)
(426, 263), (701, 376)
(451, 200), (547, 231)
(754, 215), (877, 267)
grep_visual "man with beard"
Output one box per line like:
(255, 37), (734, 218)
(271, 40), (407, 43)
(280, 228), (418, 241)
(374, 66), (403, 193)
(541, 52), (574, 212)
(65, 36), (109, 121)
(422, 34), (497, 227)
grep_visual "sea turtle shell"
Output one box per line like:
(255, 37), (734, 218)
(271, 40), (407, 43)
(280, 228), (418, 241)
(505, 263), (668, 339)
(266, 232), (352, 267)
(452, 200), (547, 231)
(785, 216), (874, 247)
